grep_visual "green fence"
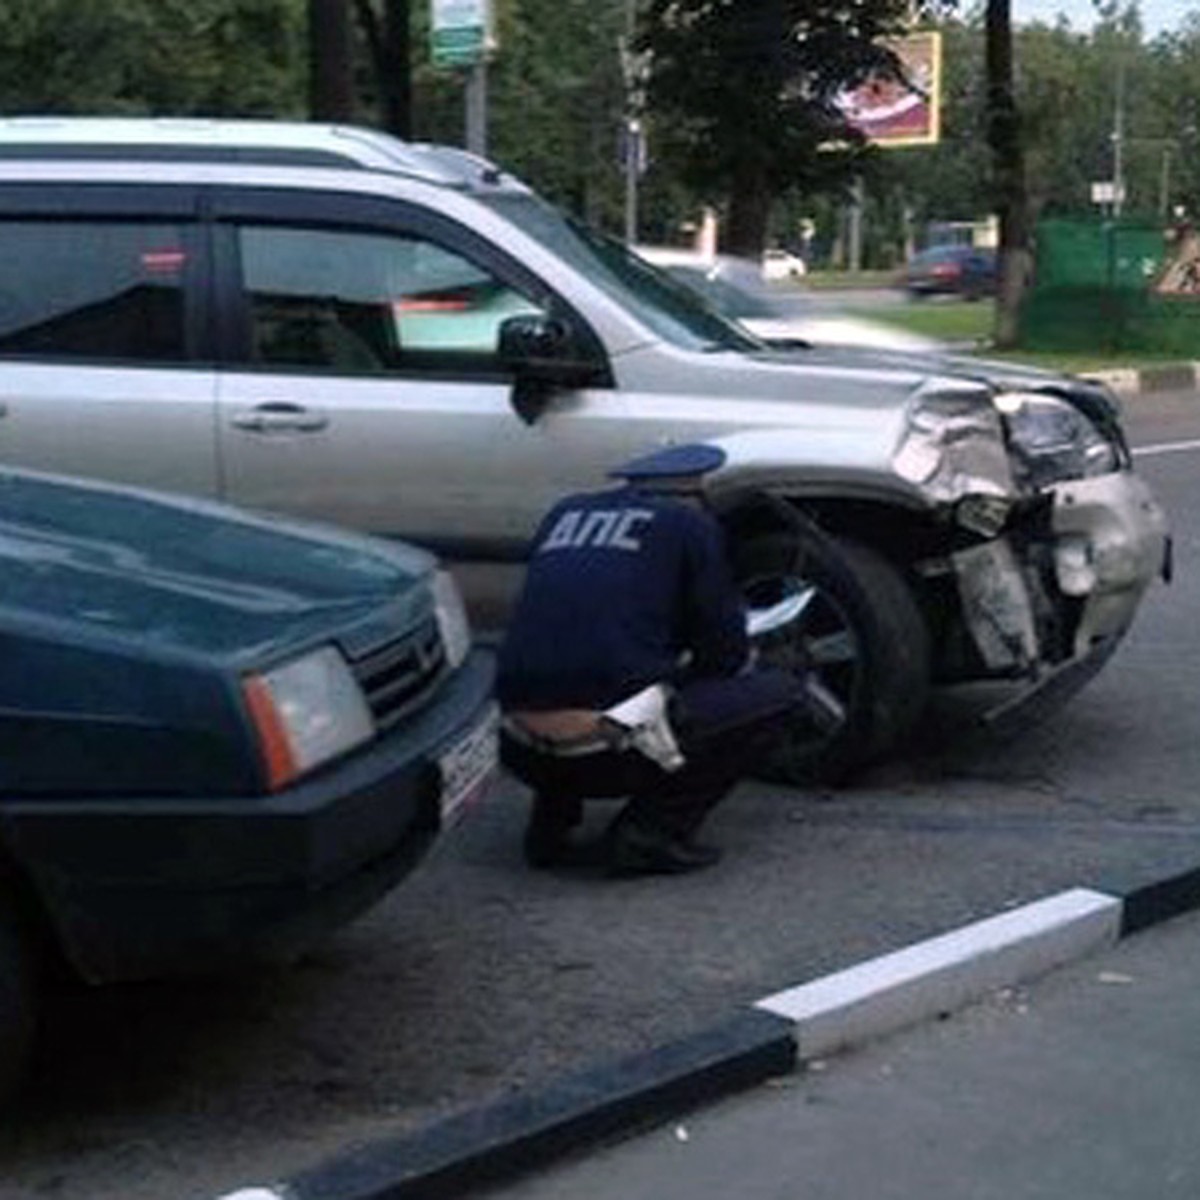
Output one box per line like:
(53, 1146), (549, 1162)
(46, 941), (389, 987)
(1019, 218), (1200, 357)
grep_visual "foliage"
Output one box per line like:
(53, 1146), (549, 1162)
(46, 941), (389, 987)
(0, 0), (306, 116)
(635, 0), (922, 253)
(2, 1), (1200, 256)
(411, 0), (629, 225)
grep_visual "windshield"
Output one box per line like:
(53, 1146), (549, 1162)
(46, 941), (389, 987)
(477, 193), (759, 352)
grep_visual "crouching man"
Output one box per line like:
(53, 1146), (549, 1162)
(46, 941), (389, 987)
(497, 444), (808, 877)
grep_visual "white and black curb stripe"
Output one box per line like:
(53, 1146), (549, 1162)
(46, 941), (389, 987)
(755, 888), (1119, 1058)
(214, 865), (1200, 1200)
(1088, 362), (1200, 396)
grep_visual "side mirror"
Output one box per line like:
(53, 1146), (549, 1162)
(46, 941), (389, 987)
(498, 314), (604, 425)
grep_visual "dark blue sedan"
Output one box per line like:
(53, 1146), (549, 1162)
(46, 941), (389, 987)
(905, 244), (998, 300)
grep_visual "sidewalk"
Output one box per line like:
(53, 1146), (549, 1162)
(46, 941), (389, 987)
(492, 908), (1200, 1199)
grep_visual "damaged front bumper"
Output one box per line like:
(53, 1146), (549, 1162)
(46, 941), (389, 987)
(948, 468), (1169, 723)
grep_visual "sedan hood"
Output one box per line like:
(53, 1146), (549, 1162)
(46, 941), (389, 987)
(0, 470), (433, 663)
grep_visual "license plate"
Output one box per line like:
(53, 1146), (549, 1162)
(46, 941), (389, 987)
(438, 704), (499, 827)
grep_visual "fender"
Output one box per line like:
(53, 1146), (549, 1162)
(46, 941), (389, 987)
(699, 428), (939, 513)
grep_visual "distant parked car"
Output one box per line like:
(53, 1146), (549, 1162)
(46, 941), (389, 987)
(634, 247), (939, 352)
(762, 246), (807, 282)
(905, 244), (998, 300)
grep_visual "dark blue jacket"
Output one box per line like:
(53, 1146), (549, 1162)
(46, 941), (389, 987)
(497, 486), (749, 710)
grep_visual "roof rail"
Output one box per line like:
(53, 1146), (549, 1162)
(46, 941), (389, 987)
(0, 117), (517, 189)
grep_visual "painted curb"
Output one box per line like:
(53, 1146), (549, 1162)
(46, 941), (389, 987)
(1098, 860), (1200, 936)
(1087, 362), (1200, 395)
(755, 888), (1121, 1058)
(222, 1010), (795, 1200)
(216, 867), (1200, 1200)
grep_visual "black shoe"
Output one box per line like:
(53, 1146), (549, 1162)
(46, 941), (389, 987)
(605, 823), (722, 877)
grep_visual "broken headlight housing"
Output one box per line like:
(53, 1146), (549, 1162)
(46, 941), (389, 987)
(996, 392), (1119, 489)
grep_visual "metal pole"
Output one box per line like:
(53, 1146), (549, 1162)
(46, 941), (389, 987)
(465, 59), (488, 156)
(622, 0), (640, 244)
(848, 177), (864, 272)
(1160, 145), (1172, 220)
(624, 120), (640, 244)
(1113, 60), (1126, 218)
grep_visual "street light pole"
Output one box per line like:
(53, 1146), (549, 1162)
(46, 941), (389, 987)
(620, 0), (647, 245)
(1112, 58), (1126, 218)
(1160, 144), (1173, 220)
(465, 58), (488, 156)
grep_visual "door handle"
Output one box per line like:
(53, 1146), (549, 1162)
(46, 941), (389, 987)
(231, 403), (329, 434)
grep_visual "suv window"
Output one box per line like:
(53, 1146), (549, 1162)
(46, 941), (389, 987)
(476, 193), (759, 353)
(0, 221), (189, 362)
(238, 225), (546, 373)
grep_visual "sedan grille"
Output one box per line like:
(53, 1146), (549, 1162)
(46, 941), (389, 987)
(350, 617), (447, 732)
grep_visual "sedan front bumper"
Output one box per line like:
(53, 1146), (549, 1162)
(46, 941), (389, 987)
(1, 649), (496, 985)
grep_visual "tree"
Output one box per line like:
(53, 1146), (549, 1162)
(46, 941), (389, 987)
(637, 0), (922, 256)
(985, 0), (1029, 347)
(0, 0), (306, 117)
(309, 0), (355, 120)
(354, 0), (413, 137)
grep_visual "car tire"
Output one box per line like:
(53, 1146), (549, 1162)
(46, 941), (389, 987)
(0, 895), (37, 1107)
(733, 530), (931, 785)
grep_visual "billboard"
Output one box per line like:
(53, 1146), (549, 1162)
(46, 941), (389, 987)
(836, 32), (942, 148)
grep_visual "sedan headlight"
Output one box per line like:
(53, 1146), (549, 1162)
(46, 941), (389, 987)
(432, 569), (472, 670)
(996, 392), (1119, 488)
(243, 646), (374, 791)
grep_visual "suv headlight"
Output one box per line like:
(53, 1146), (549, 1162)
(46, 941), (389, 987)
(243, 646), (374, 791)
(432, 569), (472, 670)
(996, 392), (1119, 488)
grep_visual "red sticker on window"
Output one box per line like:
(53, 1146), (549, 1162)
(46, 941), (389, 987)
(141, 249), (186, 273)
(395, 294), (470, 313)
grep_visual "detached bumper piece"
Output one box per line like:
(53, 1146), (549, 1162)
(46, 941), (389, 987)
(979, 634), (1120, 738)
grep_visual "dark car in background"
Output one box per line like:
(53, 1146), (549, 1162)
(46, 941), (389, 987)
(904, 244), (998, 300)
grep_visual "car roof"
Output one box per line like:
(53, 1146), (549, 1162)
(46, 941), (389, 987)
(0, 116), (525, 192)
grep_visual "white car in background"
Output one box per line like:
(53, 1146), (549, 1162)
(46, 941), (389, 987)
(634, 247), (939, 352)
(761, 246), (808, 281)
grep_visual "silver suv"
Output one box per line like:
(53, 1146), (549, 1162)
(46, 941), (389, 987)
(0, 117), (1170, 781)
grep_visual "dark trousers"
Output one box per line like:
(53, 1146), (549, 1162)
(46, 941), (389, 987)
(500, 667), (804, 840)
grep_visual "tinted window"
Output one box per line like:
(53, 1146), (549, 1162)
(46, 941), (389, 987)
(238, 225), (546, 373)
(0, 221), (189, 362)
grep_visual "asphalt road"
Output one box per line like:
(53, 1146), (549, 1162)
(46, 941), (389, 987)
(491, 909), (1200, 1200)
(2, 387), (1198, 1200)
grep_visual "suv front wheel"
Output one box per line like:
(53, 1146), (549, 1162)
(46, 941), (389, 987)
(734, 529), (931, 785)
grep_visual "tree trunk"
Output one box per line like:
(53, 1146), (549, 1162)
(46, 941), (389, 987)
(355, 0), (413, 138)
(723, 160), (772, 259)
(309, 0), (355, 122)
(985, 0), (1032, 350)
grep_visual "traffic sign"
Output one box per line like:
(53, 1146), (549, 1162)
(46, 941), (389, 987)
(431, 0), (493, 68)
